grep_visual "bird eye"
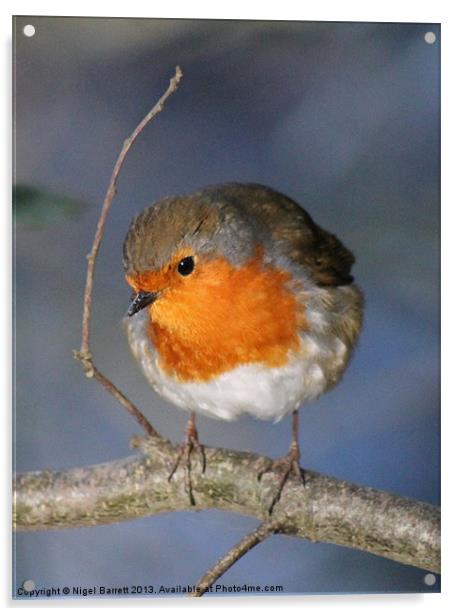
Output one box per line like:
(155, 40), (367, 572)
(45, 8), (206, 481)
(177, 256), (195, 276)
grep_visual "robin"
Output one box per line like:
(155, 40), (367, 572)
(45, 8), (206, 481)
(123, 183), (363, 510)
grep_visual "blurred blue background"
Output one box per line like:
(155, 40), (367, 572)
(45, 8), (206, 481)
(13, 17), (440, 596)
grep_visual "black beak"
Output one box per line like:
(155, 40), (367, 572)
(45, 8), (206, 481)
(127, 291), (157, 317)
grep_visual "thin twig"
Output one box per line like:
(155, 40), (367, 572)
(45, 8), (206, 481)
(189, 518), (285, 597)
(74, 66), (183, 437)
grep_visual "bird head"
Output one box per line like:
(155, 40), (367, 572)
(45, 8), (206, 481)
(122, 189), (265, 337)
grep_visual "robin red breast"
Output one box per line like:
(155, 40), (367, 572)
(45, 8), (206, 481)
(123, 183), (363, 510)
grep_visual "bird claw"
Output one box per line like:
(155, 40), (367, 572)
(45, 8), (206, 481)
(257, 444), (305, 515)
(168, 417), (206, 506)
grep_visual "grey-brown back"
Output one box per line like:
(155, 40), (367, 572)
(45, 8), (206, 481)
(197, 183), (356, 286)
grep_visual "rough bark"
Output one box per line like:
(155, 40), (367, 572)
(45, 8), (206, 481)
(13, 435), (440, 574)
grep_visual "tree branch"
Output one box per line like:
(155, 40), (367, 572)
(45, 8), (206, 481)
(13, 436), (440, 575)
(73, 66), (183, 438)
(190, 518), (285, 597)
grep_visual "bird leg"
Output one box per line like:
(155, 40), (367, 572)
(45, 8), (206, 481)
(168, 412), (206, 506)
(257, 409), (305, 515)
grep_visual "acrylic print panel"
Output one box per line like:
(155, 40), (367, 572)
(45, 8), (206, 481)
(13, 16), (440, 598)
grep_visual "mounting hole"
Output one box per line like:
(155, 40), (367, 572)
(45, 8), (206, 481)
(23, 24), (36, 37)
(424, 32), (436, 44)
(424, 573), (436, 586)
(22, 579), (36, 591)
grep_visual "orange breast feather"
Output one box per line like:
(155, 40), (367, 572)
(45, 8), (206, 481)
(129, 250), (306, 382)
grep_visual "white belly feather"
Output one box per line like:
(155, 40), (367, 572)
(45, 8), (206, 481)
(123, 284), (357, 422)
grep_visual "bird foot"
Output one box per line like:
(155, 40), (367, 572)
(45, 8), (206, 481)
(257, 443), (305, 515)
(168, 416), (206, 506)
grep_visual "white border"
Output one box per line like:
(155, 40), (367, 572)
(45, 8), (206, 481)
(0, 0), (449, 21)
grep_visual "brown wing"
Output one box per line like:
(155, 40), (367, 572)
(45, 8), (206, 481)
(200, 183), (355, 286)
